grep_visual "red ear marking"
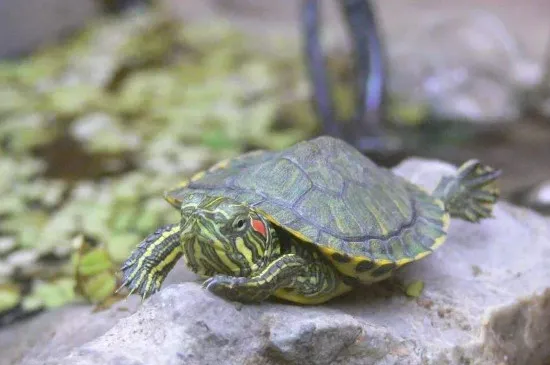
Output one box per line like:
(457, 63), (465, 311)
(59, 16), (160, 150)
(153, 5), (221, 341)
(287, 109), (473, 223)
(251, 218), (267, 238)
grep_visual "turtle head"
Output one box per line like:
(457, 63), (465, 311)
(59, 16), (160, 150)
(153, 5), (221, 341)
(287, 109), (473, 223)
(118, 195), (278, 299)
(179, 196), (278, 277)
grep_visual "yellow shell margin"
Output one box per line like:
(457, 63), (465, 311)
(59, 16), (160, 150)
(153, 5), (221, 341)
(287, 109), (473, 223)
(260, 198), (451, 284)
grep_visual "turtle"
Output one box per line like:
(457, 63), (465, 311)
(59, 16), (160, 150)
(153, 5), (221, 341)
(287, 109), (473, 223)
(119, 136), (501, 304)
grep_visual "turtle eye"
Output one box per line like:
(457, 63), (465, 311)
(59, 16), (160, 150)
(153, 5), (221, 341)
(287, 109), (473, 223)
(232, 217), (247, 230)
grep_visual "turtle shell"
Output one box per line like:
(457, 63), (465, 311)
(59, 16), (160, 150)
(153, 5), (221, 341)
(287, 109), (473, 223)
(165, 136), (450, 283)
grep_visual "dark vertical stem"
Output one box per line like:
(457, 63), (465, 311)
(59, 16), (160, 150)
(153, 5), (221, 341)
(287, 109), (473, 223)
(341, 0), (386, 137)
(301, 0), (342, 138)
(302, 0), (388, 152)
(102, 0), (151, 14)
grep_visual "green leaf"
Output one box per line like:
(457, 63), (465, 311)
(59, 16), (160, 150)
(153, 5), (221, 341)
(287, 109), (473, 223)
(81, 271), (117, 303)
(21, 294), (44, 312)
(44, 85), (103, 118)
(0, 86), (33, 116)
(0, 284), (21, 311)
(106, 233), (142, 263)
(77, 250), (113, 276)
(201, 130), (237, 150)
(33, 278), (75, 308)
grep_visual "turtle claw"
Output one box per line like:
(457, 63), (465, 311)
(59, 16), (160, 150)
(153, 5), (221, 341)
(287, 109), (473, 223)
(459, 160), (502, 190)
(202, 276), (217, 291)
(203, 275), (240, 301)
(202, 275), (266, 303)
(203, 275), (241, 292)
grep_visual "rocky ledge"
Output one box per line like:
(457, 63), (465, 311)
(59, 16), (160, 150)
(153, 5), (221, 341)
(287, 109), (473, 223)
(3, 158), (550, 365)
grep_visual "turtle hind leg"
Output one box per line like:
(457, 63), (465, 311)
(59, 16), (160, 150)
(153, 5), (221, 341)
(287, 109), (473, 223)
(433, 159), (502, 222)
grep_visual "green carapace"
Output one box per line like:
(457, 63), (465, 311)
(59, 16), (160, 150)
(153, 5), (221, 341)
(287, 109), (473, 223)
(120, 136), (501, 304)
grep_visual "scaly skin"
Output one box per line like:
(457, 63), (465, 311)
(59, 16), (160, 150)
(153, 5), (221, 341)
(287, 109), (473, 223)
(119, 195), (350, 304)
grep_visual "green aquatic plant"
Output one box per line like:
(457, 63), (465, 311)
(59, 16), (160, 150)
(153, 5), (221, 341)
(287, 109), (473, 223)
(0, 7), (319, 319)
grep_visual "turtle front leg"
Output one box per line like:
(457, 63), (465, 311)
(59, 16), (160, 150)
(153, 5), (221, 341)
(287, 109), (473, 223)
(202, 254), (306, 302)
(202, 254), (351, 304)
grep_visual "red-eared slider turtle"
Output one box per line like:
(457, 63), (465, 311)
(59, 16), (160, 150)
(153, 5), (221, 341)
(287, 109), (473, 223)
(119, 136), (501, 304)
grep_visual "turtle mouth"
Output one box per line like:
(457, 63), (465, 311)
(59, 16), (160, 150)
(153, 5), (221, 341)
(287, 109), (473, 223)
(182, 237), (252, 277)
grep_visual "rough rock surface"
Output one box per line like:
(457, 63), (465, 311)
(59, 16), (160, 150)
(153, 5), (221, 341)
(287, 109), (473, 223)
(512, 180), (550, 216)
(0, 298), (142, 365)
(161, 0), (550, 124)
(3, 158), (550, 365)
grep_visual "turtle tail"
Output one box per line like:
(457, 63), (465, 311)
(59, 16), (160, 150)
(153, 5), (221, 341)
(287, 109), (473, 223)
(433, 159), (501, 222)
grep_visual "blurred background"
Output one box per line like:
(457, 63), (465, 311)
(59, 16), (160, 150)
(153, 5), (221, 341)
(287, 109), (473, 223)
(0, 0), (549, 332)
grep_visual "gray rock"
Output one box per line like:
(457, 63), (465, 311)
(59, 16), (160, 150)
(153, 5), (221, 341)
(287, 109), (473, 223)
(0, 297), (141, 365)
(529, 181), (550, 207)
(265, 309), (362, 364)
(0, 0), (99, 59)
(511, 180), (550, 215)
(6, 158), (550, 365)
(376, 1), (546, 125)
